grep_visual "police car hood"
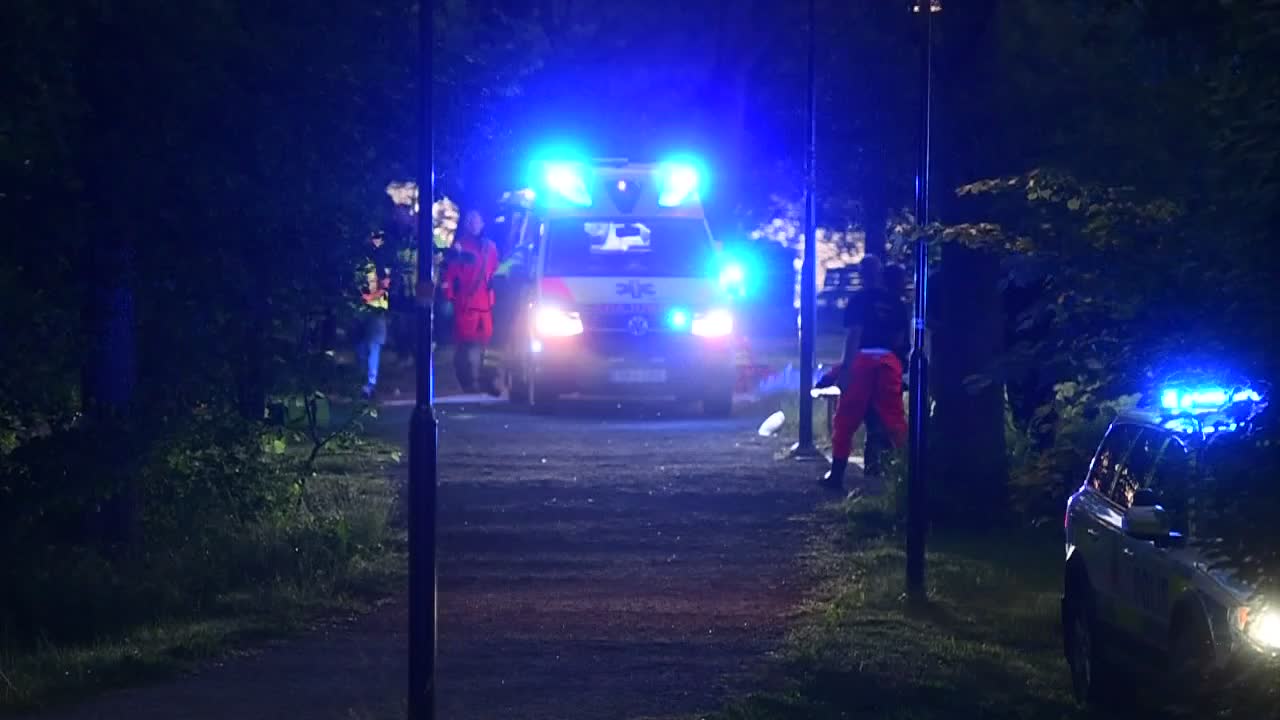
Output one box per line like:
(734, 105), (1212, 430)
(540, 276), (718, 306)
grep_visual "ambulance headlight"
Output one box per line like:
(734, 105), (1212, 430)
(535, 306), (584, 337)
(692, 309), (733, 338)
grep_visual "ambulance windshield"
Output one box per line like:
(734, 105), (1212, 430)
(543, 218), (713, 277)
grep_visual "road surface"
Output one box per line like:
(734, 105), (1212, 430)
(42, 398), (825, 720)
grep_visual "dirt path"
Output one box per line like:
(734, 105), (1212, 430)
(41, 400), (826, 720)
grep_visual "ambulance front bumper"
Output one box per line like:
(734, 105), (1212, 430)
(531, 331), (735, 398)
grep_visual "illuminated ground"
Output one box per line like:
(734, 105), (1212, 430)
(40, 398), (827, 720)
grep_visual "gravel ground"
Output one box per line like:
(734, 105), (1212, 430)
(38, 398), (828, 720)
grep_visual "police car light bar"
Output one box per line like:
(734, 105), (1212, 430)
(1156, 383), (1266, 437)
(1160, 386), (1262, 413)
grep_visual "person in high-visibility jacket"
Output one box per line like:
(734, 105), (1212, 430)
(357, 232), (393, 399)
(442, 210), (499, 393)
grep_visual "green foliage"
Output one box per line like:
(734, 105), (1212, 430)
(1005, 382), (1138, 523)
(712, 522), (1075, 720)
(935, 1), (1280, 582)
(0, 415), (399, 656)
(1195, 410), (1280, 593)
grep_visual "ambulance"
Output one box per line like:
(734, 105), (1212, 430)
(502, 156), (742, 415)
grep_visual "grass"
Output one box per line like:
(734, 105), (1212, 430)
(0, 441), (407, 715)
(711, 497), (1082, 720)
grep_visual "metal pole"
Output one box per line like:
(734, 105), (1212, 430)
(794, 0), (819, 457)
(906, 0), (934, 601)
(409, 0), (438, 717)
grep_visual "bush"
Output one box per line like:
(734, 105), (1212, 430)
(1005, 381), (1137, 523)
(0, 413), (397, 653)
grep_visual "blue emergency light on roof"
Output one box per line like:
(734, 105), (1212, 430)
(1159, 386), (1262, 413)
(542, 162), (592, 207)
(657, 161), (702, 207)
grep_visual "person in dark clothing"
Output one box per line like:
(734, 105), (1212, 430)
(819, 255), (910, 491)
(861, 262), (910, 479)
(356, 232), (393, 399)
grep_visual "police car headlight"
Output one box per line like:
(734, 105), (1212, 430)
(692, 309), (733, 338)
(535, 307), (584, 337)
(1243, 608), (1280, 650)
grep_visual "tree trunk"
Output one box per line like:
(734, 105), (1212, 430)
(78, 4), (140, 548)
(930, 243), (1008, 525)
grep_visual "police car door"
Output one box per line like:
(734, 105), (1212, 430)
(1108, 428), (1167, 642)
(1121, 433), (1195, 649)
(1074, 423), (1142, 617)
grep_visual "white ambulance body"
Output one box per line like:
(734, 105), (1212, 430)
(505, 158), (737, 415)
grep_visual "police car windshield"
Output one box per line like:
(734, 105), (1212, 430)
(544, 218), (712, 277)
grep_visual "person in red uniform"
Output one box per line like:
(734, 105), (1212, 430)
(861, 262), (911, 479)
(819, 255), (910, 492)
(442, 210), (499, 392)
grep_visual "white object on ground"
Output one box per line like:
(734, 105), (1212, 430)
(757, 410), (786, 436)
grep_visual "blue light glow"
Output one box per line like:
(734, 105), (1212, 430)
(714, 251), (755, 299)
(1163, 417), (1200, 434)
(668, 308), (690, 329)
(1161, 387), (1229, 412)
(543, 162), (592, 206)
(1233, 389), (1262, 403)
(1158, 384), (1264, 415)
(657, 160), (702, 207)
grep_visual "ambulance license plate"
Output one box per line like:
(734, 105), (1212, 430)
(610, 368), (667, 384)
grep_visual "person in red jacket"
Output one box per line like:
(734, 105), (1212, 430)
(442, 210), (499, 392)
(818, 255), (910, 494)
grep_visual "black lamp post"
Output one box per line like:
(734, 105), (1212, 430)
(793, 0), (821, 458)
(906, 0), (937, 601)
(409, 0), (438, 717)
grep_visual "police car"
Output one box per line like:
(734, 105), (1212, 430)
(1062, 383), (1277, 706)
(502, 156), (742, 415)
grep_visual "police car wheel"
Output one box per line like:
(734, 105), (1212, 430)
(1065, 588), (1113, 706)
(1168, 613), (1214, 701)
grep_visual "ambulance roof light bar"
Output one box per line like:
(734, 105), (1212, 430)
(592, 157), (631, 168)
(657, 159), (704, 208)
(541, 161), (592, 207)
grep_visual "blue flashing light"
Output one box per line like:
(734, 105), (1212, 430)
(657, 160), (702, 207)
(1158, 384), (1265, 417)
(543, 162), (592, 207)
(668, 308), (690, 330)
(714, 249), (755, 299)
(1160, 387), (1230, 412)
(720, 263), (745, 288)
(1233, 389), (1262, 403)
